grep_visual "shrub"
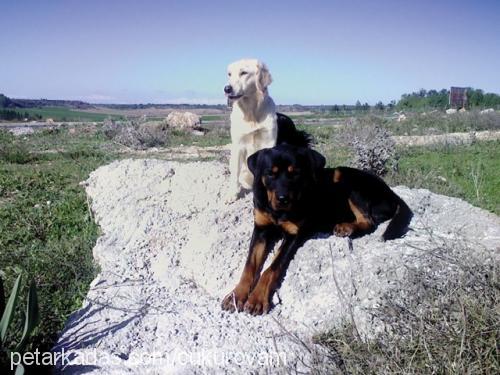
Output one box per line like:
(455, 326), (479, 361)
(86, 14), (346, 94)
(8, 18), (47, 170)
(341, 118), (397, 176)
(101, 119), (171, 149)
(0, 130), (36, 164)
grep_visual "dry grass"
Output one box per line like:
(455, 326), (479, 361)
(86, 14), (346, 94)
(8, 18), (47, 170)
(337, 117), (397, 176)
(387, 110), (500, 136)
(310, 236), (499, 374)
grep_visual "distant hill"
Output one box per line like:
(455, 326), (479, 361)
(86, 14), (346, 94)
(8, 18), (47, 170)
(11, 98), (95, 109)
(1, 94), (95, 109)
(98, 103), (227, 110)
(0, 94), (18, 108)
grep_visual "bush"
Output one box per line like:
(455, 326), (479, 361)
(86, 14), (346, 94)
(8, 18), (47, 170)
(101, 119), (171, 149)
(341, 118), (397, 176)
(0, 130), (36, 164)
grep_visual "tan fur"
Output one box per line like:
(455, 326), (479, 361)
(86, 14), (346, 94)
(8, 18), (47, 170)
(280, 221), (300, 235)
(333, 169), (342, 183)
(221, 239), (268, 312)
(334, 199), (374, 236)
(254, 209), (274, 227)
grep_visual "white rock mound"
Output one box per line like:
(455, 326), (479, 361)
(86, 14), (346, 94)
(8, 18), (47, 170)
(53, 159), (500, 374)
(166, 111), (201, 130)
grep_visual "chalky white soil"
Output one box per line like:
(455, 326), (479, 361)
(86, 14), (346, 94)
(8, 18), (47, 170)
(53, 159), (500, 374)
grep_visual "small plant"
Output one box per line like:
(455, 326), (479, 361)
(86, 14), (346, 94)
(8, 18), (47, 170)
(0, 130), (35, 164)
(101, 119), (171, 149)
(0, 275), (40, 375)
(342, 119), (397, 176)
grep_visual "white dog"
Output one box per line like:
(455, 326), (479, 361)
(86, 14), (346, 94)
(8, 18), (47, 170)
(224, 58), (278, 202)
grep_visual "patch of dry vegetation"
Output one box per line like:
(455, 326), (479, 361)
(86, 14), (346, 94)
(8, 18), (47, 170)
(311, 236), (499, 374)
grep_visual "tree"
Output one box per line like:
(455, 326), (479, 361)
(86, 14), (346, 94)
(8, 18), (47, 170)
(0, 94), (14, 109)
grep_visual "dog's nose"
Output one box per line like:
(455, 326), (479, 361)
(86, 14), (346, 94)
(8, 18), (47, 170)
(277, 195), (289, 205)
(224, 85), (233, 94)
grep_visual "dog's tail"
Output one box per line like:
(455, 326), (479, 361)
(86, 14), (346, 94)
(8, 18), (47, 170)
(382, 197), (413, 241)
(276, 112), (313, 148)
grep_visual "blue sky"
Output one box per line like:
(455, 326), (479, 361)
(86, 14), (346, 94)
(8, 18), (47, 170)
(1, 0), (499, 105)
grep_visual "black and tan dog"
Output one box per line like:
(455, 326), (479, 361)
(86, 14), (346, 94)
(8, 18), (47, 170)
(221, 143), (412, 315)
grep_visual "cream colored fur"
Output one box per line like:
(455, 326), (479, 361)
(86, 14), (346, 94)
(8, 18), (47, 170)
(225, 58), (278, 202)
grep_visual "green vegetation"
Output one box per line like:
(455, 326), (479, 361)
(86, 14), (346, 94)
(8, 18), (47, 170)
(0, 109), (42, 122)
(0, 94), (124, 122)
(200, 114), (225, 122)
(396, 88), (500, 110)
(0, 95), (16, 109)
(397, 89), (449, 110)
(1, 275), (40, 374)
(9, 107), (122, 122)
(0, 129), (111, 359)
(389, 141), (500, 214)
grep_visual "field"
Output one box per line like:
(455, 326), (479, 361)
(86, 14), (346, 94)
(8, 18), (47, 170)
(0, 111), (499, 372)
(10, 106), (125, 122)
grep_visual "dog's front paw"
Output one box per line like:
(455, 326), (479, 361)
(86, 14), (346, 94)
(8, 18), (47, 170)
(224, 189), (240, 204)
(243, 288), (271, 316)
(334, 223), (354, 237)
(221, 288), (248, 312)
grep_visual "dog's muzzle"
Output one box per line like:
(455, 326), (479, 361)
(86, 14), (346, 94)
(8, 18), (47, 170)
(224, 85), (243, 100)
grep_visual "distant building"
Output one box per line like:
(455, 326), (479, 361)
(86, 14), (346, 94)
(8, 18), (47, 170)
(449, 87), (468, 109)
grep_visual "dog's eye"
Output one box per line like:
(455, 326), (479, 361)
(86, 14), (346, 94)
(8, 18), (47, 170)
(240, 71), (248, 76)
(228, 72), (231, 77)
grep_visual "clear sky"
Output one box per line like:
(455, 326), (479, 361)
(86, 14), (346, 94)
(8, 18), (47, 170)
(1, 0), (499, 105)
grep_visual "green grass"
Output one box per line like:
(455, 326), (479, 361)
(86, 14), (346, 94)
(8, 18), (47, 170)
(12, 107), (123, 122)
(166, 127), (230, 147)
(388, 141), (500, 214)
(0, 130), (113, 356)
(318, 140), (500, 215)
(201, 114), (225, 122)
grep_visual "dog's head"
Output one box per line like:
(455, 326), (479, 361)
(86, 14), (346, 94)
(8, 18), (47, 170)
(247, 144), (325, 212)
(224, 59), (272, 100)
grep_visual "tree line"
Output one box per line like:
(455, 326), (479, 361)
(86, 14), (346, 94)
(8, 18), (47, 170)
(0, 109), (42, 121)
(395, 88), (500, 110)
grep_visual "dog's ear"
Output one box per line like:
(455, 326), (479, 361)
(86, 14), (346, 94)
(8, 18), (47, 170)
(256, 62), (272, 93)
(248, 148), (272, 176)
(247, 149), (263, 176)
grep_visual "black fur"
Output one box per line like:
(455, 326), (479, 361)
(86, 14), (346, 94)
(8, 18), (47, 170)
(248, 144), (412, 239)
(276, 112), (312, 148)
